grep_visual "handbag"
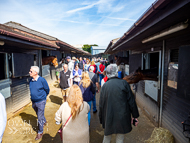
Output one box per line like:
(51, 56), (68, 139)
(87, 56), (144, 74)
(58, 115), (72, 141)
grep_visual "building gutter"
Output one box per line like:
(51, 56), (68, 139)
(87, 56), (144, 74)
(56, 41), (91, 55)
(104, 41), (113, 54)
(110, 0), (184, 52)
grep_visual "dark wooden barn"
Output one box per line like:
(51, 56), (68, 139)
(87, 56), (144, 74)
(105, 0), (190, 142)
(0, 21), (91, 118)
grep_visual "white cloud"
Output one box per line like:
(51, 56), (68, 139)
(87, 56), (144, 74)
(66, 1), (101, 13)
(0, 0), (156, 47)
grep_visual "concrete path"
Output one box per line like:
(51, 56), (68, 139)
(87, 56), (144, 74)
(90, 92), (155, 143)
(2, 83), (155, 143)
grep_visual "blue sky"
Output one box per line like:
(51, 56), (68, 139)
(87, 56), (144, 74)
(0, 0), (155, 47)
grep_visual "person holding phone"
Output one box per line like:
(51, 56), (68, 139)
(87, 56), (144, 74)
(73, 65), (82, 85)
(99, 64), (139, 143)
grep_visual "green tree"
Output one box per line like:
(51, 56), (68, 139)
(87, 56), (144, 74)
(82, 44), (98, 53)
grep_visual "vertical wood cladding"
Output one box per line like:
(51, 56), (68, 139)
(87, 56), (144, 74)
(129, 54), (142, 73)
(11, 77), (31, 113)
(131, 31), (190, 142)
(162, 33), (190, 143)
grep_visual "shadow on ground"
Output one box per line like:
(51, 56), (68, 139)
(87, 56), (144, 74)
(19, 112), (38, 133)
(49, 95), (62, 105)
(39, 133), (62, 143)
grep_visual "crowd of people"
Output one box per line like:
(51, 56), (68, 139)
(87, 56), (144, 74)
(0, 56), (139, 143)
(56, 56), (139, 143)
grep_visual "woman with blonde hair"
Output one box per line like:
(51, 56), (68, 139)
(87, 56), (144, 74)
(90, 60), (97, 73)
(79, 72), (95, 125)
(55, 84), (90, 143)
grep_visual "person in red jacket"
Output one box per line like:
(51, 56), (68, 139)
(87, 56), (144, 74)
(98, 61), (105, 86)
(101, 71), (108, 87)
(90, 61), (97, 73)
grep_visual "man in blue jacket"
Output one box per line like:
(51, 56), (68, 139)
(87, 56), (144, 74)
(29, 66), (49, 140)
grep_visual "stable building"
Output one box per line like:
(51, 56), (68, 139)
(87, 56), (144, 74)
(105, 0), (190, 142)
(0, 21), (90, 118)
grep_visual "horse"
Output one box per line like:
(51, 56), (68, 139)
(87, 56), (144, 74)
(116, 57), (129, 66)
(123, 67), (158, 84)
(42, 56), (58, 68)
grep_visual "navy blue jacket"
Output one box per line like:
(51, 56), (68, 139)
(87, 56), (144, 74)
(29, 76), (50, 103)
(79, 82), (95, 102)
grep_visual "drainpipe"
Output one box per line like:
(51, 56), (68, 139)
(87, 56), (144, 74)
(159, 40), (165, 127)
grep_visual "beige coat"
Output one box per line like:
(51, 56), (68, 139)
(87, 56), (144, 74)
(55, 101), (90, 143)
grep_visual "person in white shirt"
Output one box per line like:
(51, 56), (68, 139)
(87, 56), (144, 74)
(73, 65), (82, 85)
(84, 60), (91, 72)
(0, 93), (7, 143)
(66, 56), (74, 73)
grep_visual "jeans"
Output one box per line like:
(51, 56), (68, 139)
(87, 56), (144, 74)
(103, 134), (125, 143)
(99, 74), (104, 86)
(32, 100), (46, 134)
(92, 92), (97, 112)
(87, 101), (92, 125)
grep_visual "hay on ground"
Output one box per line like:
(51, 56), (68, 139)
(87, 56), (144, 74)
(145, 127), (174, 143)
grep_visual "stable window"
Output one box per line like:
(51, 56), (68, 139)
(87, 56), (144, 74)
(142, 51), (161, 102)
(11, 53), (34, 77)
(167, 49), (179, 89)
(0, 53), (11, 99)
(143, 52), (159, 70)
(34, 54), (37, 66)
(0, 53), (6, 80)
(123, 51), (129, 57)
(42, 50), (48, 58)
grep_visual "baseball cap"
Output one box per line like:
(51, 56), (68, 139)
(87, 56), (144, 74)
(66, 56), (71, 59)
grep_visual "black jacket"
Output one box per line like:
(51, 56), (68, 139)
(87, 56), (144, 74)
(99, 77), (139, 136)
(78, 61), (83, 69)
(59, 70), (71, 89)
(79, 82), (95, 102)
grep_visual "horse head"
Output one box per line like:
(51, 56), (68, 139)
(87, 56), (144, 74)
(123, 67), (142, 84)
(52, 56), (58, 68)
(116, 57), (129, 66)
(123, 67), (158, 84)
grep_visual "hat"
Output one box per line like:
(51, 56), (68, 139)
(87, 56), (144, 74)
(72, 57), (76, 60)
(66, 56), (71, 59)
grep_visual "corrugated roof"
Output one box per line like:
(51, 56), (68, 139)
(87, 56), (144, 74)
(4, 21), (57, 41)
(0, 24), (59, 49)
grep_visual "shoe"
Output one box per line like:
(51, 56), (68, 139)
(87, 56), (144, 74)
(43, 121), (47, 127)
(35, 133), (43, 140)
(56, 121), (61, 125)
(93, 110), (97, 113)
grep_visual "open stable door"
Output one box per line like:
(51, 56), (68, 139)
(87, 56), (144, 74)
(0, 53), (12, 99)
(142, 51), (161, 102)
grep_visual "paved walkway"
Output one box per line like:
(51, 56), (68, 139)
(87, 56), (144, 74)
(90, 91), (155, 143)
(2, 83), (155, 143)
